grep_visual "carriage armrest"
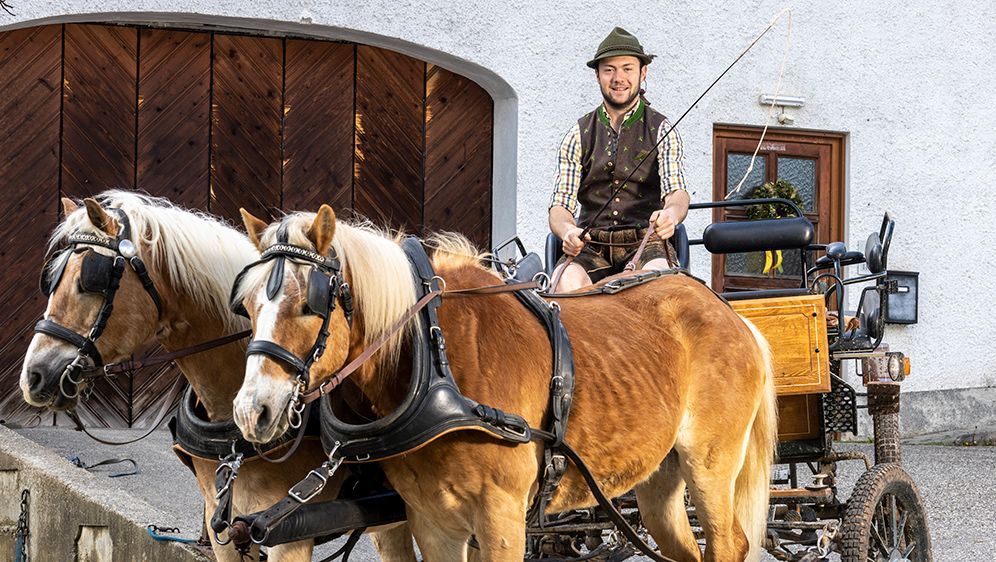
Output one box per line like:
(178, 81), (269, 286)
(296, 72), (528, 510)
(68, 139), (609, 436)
(703, 216), (814, 254)
(545, 233), (563, 276)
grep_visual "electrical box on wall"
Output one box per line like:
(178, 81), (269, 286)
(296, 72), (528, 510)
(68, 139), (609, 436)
(885, 270), (919, 324)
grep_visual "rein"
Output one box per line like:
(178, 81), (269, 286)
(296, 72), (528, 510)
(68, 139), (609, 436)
(102, 330), (252, 375)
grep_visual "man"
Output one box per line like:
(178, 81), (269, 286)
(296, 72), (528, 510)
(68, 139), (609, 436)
(549, 27), (690, 291)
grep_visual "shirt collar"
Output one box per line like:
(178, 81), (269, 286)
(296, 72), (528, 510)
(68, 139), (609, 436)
(597, 98), (645, 129)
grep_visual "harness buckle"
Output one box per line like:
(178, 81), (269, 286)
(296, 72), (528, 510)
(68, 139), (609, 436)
(288, 469), (329, 503)
(214, 453), (244, 500)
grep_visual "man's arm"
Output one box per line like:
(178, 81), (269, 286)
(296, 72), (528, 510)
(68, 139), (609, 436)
(650, 119), (690, 240)
(549, 124), (589, 256)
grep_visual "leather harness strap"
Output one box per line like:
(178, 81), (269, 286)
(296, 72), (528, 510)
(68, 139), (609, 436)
(103, 330), (251, 375)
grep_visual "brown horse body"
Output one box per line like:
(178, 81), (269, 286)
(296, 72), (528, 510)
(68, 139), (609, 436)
(21, 194), (415, 562)
(235, 209), (777, 562)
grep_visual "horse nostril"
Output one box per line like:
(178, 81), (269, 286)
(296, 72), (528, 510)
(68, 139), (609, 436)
(255, 403), (271, 431)
(28, 369), (45, 393)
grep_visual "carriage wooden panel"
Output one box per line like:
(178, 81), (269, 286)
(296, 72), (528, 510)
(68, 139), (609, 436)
(731, 294), (831, 395)
(354, 46), (424, 232)
(0, 25), (496, 427)
(137, 28), (211, 209)
(424, 64), (494, 249)
(283, 40), (355, 213)
(62, 24), (137, 197)
(210, 34), (283, 223)
(0, 25), (63, 426)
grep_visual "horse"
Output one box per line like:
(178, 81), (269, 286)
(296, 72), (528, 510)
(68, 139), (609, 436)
(20, 192), (415, 562)
(230, 204), (778, 562)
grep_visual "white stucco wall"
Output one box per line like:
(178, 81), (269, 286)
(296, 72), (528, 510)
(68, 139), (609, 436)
(4, 1), (995, 395)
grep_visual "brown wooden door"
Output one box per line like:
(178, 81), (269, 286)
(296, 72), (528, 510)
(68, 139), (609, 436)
(0, 23), (495, 427)
(712, 126), (845, 292)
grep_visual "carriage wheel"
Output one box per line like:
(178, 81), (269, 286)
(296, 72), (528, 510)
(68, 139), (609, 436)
(840, 463), (931, 562)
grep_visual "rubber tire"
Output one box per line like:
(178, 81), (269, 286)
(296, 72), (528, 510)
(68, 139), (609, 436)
(840, 463), (931, 562)
(873, 412), (902, 465)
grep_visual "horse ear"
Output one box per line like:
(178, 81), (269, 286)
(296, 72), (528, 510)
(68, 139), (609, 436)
(61, 197), (79, 217)
(240, 208), (269, 250)
(83, 198), (117, 236)
(307, 204), (337, 254)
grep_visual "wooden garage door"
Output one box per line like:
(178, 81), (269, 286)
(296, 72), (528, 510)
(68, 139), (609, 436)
(0, 24), (494, 428)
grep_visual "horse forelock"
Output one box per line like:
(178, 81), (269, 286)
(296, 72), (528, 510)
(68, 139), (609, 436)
(51, 190), (256, 332)
(234, 213), (418, 374)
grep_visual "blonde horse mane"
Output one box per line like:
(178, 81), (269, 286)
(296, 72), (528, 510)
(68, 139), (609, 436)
(233, 213), (418, 371)
(423, 231), (493, 274)
(50, 190), (257, 332)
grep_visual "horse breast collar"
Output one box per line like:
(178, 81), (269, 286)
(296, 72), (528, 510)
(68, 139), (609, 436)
(318, 237), (533, 462)
(35, 205), (164, 397)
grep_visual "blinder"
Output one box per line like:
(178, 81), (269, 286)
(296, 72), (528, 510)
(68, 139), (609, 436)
(78, 251), (120, 295)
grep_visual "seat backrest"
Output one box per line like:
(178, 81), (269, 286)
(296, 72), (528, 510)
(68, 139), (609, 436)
(544, 224), (690, 275)
(702, 216), (814, 254)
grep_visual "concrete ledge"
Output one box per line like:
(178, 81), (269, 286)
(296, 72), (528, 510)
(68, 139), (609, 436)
(849, 385), (996, 439)
(0, 425), (209, 561)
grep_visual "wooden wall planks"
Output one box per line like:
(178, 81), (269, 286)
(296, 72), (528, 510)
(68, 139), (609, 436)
(62, 24), (137, 197)
(210, 34), (283, 223)
(424, 65), (494, 249)
(137, 28), (212, 209)
(354, 46), (424, 232)
(0, 25), (63, 425)
(283, 40), (355, 214)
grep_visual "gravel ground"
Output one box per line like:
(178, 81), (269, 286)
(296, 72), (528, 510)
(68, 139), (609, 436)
(11, 427), (995, 561)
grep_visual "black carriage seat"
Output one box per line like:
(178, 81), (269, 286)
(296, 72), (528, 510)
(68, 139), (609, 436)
(544, 224), (690, 276)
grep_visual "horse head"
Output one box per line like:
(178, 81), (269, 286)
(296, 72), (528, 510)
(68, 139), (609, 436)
(232, 205), (415, 443)
(22, 197), (164, 410)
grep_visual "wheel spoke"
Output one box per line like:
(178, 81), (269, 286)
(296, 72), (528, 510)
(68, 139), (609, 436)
(890, 494), (899, 545)
(903, 540), (917, 557)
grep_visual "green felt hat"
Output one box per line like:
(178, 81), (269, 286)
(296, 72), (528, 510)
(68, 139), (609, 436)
(587, 27), (655, 69)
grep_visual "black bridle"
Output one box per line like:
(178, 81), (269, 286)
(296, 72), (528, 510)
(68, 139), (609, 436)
(35, 207), (163, 399)
(230, 221), (353, 428)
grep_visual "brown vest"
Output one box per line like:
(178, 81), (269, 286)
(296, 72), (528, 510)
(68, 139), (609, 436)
(577, 100), (667, 230)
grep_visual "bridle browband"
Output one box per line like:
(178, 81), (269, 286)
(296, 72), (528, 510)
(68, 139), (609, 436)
(231, 220), (354, 428)
(35, 206), (164, 399)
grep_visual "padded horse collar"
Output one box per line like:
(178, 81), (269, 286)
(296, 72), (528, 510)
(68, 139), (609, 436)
(318, 237), (533, 462)
(231, 220), (354, 426)
(35, 205), (164, 398)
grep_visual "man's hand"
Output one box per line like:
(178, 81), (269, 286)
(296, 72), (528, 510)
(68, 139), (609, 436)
(649, 208), (677, 240)
(562, 227), (590, 256)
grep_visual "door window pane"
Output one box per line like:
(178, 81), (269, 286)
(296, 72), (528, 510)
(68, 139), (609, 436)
(777, 156), (817, 212)
(726, 153), (766, 199)
(725, 249), (803, 279)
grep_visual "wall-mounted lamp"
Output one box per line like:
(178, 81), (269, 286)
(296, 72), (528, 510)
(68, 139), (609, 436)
(758, 94), (805, 125)
(758, 94), (805, 108)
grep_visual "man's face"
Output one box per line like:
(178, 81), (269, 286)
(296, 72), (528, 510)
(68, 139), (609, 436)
(597, 55), (647, 110)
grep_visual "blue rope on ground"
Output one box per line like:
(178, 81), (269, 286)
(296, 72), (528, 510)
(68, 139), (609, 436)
(147, 525), (198, 544)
